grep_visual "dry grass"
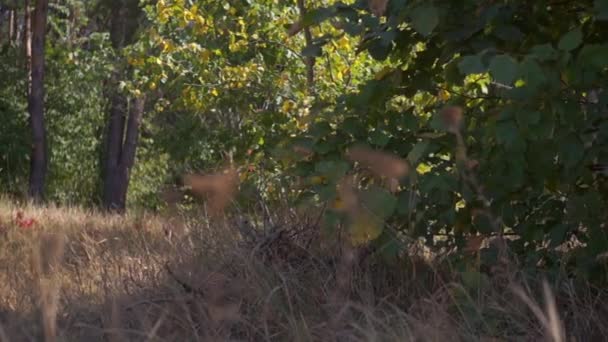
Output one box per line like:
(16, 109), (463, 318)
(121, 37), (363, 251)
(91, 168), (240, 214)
(0, 199), (607, 341)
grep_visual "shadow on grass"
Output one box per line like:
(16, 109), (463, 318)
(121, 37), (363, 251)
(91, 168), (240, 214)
(1, 209), (608, 341)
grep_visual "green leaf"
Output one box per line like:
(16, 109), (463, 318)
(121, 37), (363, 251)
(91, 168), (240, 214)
(317, 184), (338, 201)
(309, 121), (332, 140)
(559, 135), (583, 169)
(578, 44), (608, 69)
(372, 230), (402, 261)
(461, 270), (489, 290)
(529, 44), (558, 61)
(473, 213), (495, 234)
(407, 141), (429, 165)
(489, 55), (519, 85)
(495, 120), (520, 147)
(515, 110), (541, 130)
(519, 58), (546, 89)
(445, 59), (466, 84)
(360, 185), (398, 219)
(322, 210), (342, 233)
(396, 191), (418, 215)
(457, 55), (486, 75)
(367, 38), (393, 61)
(349, 212), (384, 245)
(315, 160), (349, 181)
(301, 7), (336, 26)
(493, 25), (524, 42)
(410, 5), (439, 37)
(341, 117), (365, 137)
(595, 0), (608, 20)
(558, 27), (583, 51)
(369, 129), (390, 147)
(313, 140), (334, 154)
(548, 224), (569, 248)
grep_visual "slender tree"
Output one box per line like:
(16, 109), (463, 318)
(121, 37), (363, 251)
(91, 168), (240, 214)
(8, 7), (15, 44)
(0, 6), (6, 45)
(101, 0), (144, 212)
(23, 0), (32, 79)
(27, 0), (49, 202)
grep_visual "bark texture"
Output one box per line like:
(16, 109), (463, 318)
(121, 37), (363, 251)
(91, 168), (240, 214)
(101, 0), (143, 212)
(27, 0), (49, 202)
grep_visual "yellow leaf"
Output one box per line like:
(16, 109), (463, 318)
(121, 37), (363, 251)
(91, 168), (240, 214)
(211, 88), (219, 97)
(161, 40), (175, 53)
(337, 35), (350, 49)
(331, 197), (346, 210)
(374, 66), (393, 80)
(349, 213), (383, 246)
(310, 176), (325, 185)
(200, 49), (212, 62)
(281, 100), (295, 113)
(416, 163), (432, 174)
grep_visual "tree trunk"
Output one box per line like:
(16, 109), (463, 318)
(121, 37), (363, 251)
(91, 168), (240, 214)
(103, 96), (144, 211)
(101, 0), (143, 212)
(13, 6), (20, 44)
(102, 96), (145, 211)
(8, 9), (14, 44)
(0, 7), (6, 45)
(28, 0), (49, 202)
(23, 0), (32, 78)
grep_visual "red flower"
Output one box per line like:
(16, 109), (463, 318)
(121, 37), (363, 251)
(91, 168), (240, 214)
(18, 218), (36, 229)
(14, 211), (36, 229)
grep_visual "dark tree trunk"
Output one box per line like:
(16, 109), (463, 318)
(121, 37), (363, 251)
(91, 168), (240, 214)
(101, 0), (143, 212)
(102, 96), (144, 211)
(102, 94), (145, 212)
(13, 6), (20, 44)
(0, 7), (6, 45)
(23, 0), (31, 76)
(28, 0), (49, 202)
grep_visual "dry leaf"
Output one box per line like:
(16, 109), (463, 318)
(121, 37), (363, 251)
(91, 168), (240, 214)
(346, 145), (409, 179)
(287, 20), (303, 37)
(368, 0), (388, 17)
(387, 177), (400, 193)
(466, 159), (480, 170)
(183, 168), (239, 215)
(464, 235), (485, 254)
(336, 175), (359, 214)
(208, 302), (241, 323)
(293, 145), (313, 157)
(440, 105), (463, 133)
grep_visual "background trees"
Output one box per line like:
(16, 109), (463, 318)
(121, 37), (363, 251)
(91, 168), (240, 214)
(1, 0), (608, 281)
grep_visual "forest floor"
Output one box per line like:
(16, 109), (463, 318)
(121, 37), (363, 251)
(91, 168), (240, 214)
(0, 199), (607, 341)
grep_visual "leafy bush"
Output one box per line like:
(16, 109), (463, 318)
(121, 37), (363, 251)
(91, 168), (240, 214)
(285, 0), (608, 281)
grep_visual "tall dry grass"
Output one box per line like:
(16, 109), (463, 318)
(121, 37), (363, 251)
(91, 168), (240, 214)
(0, 199), (607, 341)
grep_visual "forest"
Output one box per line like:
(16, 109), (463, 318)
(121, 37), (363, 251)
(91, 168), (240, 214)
(1, 0), (608, 340)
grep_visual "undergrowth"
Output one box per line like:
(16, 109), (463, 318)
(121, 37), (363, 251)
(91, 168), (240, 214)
(0, 199), (607, 342)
